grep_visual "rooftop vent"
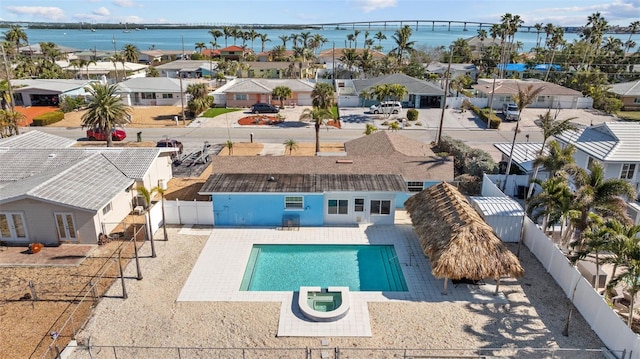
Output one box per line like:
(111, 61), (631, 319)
(336, 159), (353, 164)
(48, 153), (56, 158)
(267, 176), (276, 182)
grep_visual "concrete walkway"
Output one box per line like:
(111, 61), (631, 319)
(259, 143), (285, 156)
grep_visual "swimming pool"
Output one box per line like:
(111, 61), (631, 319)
(240, 244), (408, 291)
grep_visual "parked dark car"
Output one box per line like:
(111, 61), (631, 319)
(250, 103), (279, 114)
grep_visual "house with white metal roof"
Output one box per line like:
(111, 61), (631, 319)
(154, 60), (216, 78)
(609, 79), (640, 111)
(0, 131), (173, 246)
(116, 77), (186, 106)
(11, 79), (94, 107)
(554, 122), (640, 197)
(473, 78), (589, 110)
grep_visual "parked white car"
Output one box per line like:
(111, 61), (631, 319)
(502, 103), (520, 121)
(370, 101), (402, 114)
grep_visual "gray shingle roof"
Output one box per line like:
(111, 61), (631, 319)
(222, 79), (315, 93)
(352, 73), (444, 95)
(117, 77), (183, 93)
(555, 122), (640, 162)
(473, 79), (582, 97)
(345, 131), (435, 157)
(200, 173), (407, 193)
(609, 80), (640, 97)
(0, 130), (76, 149)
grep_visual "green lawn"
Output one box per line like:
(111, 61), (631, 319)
(201, 108), (242, 118)
(618, 111), (640, 121)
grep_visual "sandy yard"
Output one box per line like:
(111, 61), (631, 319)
(50, 106), (189, 128)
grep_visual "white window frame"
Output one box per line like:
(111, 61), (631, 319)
(234, 94), (248, 101)
(162, 93), (174, 99)
(141, 92), (156, 100)
(284, 196), (304, 210)
(328, 199), (348, 215)
(370, 200), (391, 215)
(621, 163), (637, 180)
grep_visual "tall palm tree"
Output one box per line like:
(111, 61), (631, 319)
(135, 186), (157, 258)
(111, 53), (126, 82)
(222, 26), (232, 47)
(299, 107), (334, 154)
(624, 20), (640, 54)
(374, 31), (387, 48)
(3, 25), (28, 58)
(81, 83), (132, 147)
(352, 30), (361, 49)
(581, 12), (609, 70)
(259, 34), (270, 53)
(121, 43), (139, 62)
(390, 25), (415, 67)
(283, 138), (298, 155)
(39, 42), (62, 64)
(279, 35), (290, 49)
(208, 28), (223, 45)
(299, 31), (311, 48)
(501, 84), (545, 191)
(153, 185), (169, 241)
(527, 174), (574, 236)
(544, 27), (565, 82)
(568, 162), (636, 249)
(526, 111), (577, 198)
(571, 217), (609, 289)
(607, 228), (640, 327)
(534, 23), (544, 48)
(532, 141), (577, 179)
(0, 109), (24, 137)
(603, 220), (640, 281)
(194, 42), (206, 54)
(311, 82), (335, 110)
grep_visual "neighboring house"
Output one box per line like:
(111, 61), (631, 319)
(218, 45), (252, 61)
(316, 48), (386, 69)
(11, 79), (94, 107)
(117, 77), (186, 106)
(154, 60), (217, 78)
(609, 79), (640, 111)
(58, 60), (148, 81)
(138, 49), (185, 63)
(18, 43), (80, 61)
(75, 50), (119, 62)
(0, 131), (174, 246)
(343, 73), (444, 108)
(472, 78), (590, 110)
(555, 122), (640, 198)
(199, 131), (453, 227)
(464, 36), (502, 58)
(425, 61), (478, 81)
(255, 50), (295, 62)
(236, 61), (316, 79)
(214, 78), (316, 107)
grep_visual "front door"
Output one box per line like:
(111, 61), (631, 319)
(55, 213), (77, 242)
(0, 212), (28, 242)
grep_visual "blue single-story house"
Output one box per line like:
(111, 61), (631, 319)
(199, 132), (454, 227)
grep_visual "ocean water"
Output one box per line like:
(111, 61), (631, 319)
(18, 25), (619, 54)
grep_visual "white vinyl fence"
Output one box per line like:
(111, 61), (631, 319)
(481, 174), (640, 358)
(164, 199), (214, 225)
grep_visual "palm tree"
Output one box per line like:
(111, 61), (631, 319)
(122, 43), (138, 62)
(208, 29), (223, 45)
(527, 174), (574, 236)
(607, 229), (640, 327)
(364, 123), (378, 135)
(526, 111), (577, 198)
(290, 33), (300, 47)
(147, 66), (159, 77)
(352, 30), (361, 49)
(110, 53), (126, 82)
(278, 35), (290, 49)
(534, 23), (544, 48)
(544, 27), (565, 82)
(3, 25), (28, 58)
(299, 107), (334, 154)
(0, 109), (24, 137)
(222, 26), (232, 47)
(81, 83), (132, 147)
(311, 82), (335, 110)
(390, 25), (415, 67)
(272, 86), (292, 109)
(339, 48), (360, 77)
(571, 217), (609, 289)
(39, 42), (62, 64)
(568, 162), (636, 250)
(624, 20), (640, 54)
(388, 121), (400, 132)
(283, 138), (299, 155)
(501, 84), (545, 191)
(259, 34), (270, 53)
(533, 141), (577, 179)
(374, 31), (387, 48)
(225, 140), (234, 155)
(603, 220), (640, 281)
(135, 186), (157, 258)
(194, 42), (206, 54)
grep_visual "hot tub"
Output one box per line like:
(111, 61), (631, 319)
(298, 286), (350, 322)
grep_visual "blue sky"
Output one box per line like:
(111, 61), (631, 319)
(2, 0), (639, 27)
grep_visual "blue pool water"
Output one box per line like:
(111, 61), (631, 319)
(240, 244), (408, 292)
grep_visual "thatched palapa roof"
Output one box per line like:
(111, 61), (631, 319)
(405, 182), (524, 282)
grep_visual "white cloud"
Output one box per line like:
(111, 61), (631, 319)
(93, 7), (110, 16)
(350, 0), (397, 13)
(6, 6), (66, 21)
(113, 0), (135, 7)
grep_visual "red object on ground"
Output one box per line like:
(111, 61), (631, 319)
(28, 243), (44, 254)
(86, 127), (127, 141)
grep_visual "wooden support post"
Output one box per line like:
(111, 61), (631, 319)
(442, 278), (448, 295)
(133, 236), (143, 280)
(28, 281), (38, 301)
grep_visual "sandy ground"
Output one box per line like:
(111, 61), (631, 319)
(51, 106), (189, 128)
(64, 227), (605, 358)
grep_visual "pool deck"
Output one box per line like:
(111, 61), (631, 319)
(178, 225), (507, 337)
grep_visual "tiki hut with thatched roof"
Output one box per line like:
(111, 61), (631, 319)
(405, 182), (524, 294)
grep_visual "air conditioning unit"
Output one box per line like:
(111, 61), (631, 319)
(158, 179), (167, 190)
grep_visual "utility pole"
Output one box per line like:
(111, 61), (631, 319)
(487, 72), (498, 129)
(179, 70), (186, 125)
(436, 45), (453, 146)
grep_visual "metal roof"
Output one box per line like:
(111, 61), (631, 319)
(0, 130), (76, 149)
(493, 142), (545, 173)
(117, 77), (183, 93)
(12, 79), (93, 93)
(554, 122), (640, 162)
(470, 196), (525, 217)
(200, 173), (407, 193)
(609, 80), (640, 97)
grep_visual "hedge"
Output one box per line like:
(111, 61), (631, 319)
(32, 111), (65, 126)
(468, 104), (502, 129)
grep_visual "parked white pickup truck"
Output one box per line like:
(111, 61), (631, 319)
(502, 103), (520, 121)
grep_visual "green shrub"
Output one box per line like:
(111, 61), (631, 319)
(436, 136), (498, 177)
(468, 103), (501, 129)
(406, 108), (419, 121)
(32, 111), (64, 126)
(59, 95), (85, 113)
